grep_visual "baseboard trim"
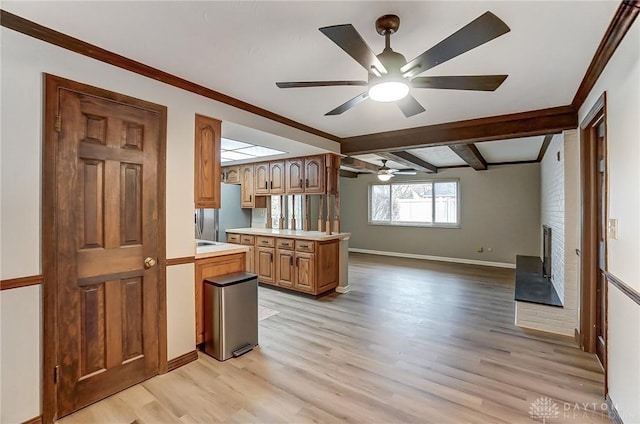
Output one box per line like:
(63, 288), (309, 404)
(167, 350), (198, 372)
(574, 328), (581, 348)
(335, 285), (350, 294)
(516, 323), (575, 341)
(348, 248), (515, 269)
(21, 415), (43, 424)
(606, 394), (623, 424)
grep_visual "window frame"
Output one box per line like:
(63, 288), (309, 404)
(368, 179), (461, 228)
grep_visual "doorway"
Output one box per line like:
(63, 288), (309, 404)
(43, 74), (167, 421)
(579, 92), (607, 376)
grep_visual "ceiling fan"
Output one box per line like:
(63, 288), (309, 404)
(276, 12), (510, 117)
(377, 159), (417, 181)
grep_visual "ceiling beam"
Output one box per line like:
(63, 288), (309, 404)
(377, 151), (438, 173)
(340, 156), (379, 173)
(339, 169), (359, 178)
(536, 134), (554, 161)
(449, 144), (488, 171)
(341, 106), (577, 155)
(572, 1), (639, 110)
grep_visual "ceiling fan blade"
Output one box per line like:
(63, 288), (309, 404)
(319, 24), (388, 75)
(411, 75), (508, 91)
(396, 95), (426, 118)
(393, 170), (418, 175)
(400, 12), (510, 77)
(325, 92), (369, 116)
(276, 80), (368, 88)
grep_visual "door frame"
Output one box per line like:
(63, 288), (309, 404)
(578, 92), (607, 372)
(42, 74), (168, 423)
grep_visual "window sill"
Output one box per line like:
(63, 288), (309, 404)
(368, 221), (460, 229)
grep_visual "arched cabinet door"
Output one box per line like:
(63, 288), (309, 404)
(194, 114), (221, 208)
(304, 155), (326, 194)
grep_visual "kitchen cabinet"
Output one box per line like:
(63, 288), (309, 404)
(194, 252), (245, 345)
(222, 166), (240, 184)
(256, 246), (275, 284)
(254, 161), (285, 195)
(240, 164), (266, 208)
(194, 114), (221, 208)
(304, 155), (325, 194)
(285, 159), (305, 193)
(276, 248), (295, 288)
(294, 252), (315, 293)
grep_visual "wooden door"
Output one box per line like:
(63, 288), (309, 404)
(194, 114), (221, 208)
(254, 162), (270, 195)
(43, 75), (166, 420)
(595, 120), (607, 369)
(256, 247), (275, 284)
(223, 166), (240, 184)
(276, 250), (295, 288)
(240, 164), (255, 208)
(286, 159), (305, 193)
(246, 246), (255, 273)
(270, 161), (286, 194)
(304, 155), (325, 194)
(295, 252), (316, 293)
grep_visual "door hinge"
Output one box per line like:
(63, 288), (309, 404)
(55, 115), (61, 133)
(54, 365), (60, 384)
(599, 159), (605, 173)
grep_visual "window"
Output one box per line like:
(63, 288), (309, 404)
(270, 195), (304, 229)
(369, 181), (459, 227)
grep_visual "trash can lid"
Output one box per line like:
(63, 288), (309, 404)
(204, 271), (258, 287)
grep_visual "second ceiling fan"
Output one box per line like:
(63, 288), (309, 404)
(276, 11), (510, 117)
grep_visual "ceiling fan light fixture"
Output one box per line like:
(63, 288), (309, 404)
(377, 173), (394, 182)
(368, 78), (409, 102)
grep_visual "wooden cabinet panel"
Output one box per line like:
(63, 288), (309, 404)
(246, 246), (255, 273)
(256, 247), (275, 284)
(276, 238), (295, 250)
(194, 253), (245, 345)
(254, 162), (269, 195)
(222, 166), (240, 184)
(304, 155), (325, 194)
(285, 159), (304, 193)
(295, 252), (316, 293)
(256, 236), (275, 248)
(227, 233), (240, 243)
(316, 240), (339, 293)
(240, 235), (255, 245)
(240, 164), (255, 208)
(269, 161), (285, 194)
(295, 240), (315, 253)
(194, 114), (221, 208)
(276, 250), (295, 288)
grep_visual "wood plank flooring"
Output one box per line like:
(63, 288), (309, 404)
(59, 253), (609, 423)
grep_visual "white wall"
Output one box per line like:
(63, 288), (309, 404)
(578, 19), (640, 424)
(515, 130), (580, 336)
(0, 28), (338, 423)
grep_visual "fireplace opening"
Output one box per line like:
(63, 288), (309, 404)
(543, 225), (552, 278)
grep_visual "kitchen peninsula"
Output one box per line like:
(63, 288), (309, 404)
(226, 228), (350, 296)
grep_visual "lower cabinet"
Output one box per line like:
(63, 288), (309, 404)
(194, 253), (245, 345)
(227, 233), (339, 295)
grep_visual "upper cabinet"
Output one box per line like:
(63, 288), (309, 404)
(241, 164), (265, 208)
(254, 161), (285, 195)
(285, 159), (305, 193)
(303, 155), (325, 194)
(222, 166), (240, 184)
(194, 114), (221, 208)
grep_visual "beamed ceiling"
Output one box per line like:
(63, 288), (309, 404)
(1, 1), (636, 172)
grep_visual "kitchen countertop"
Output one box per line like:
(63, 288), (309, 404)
(195, 242), (250, 259)
(226, 228), (351, 241)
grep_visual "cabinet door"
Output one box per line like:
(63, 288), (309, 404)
(194, 114), (221, 207)
(256, 247), (275, 284)
(254, 162), (270, 195)
(304, 155), (325, 194)
(270, 161), (285, 194)
(246, 245), (255, 273)
(286, 159), (305, 193)
(295, 252), (316, 293)
(240, 164), (255, 208)
(276, 249), (295, 288)
(223, 166), (240, 184)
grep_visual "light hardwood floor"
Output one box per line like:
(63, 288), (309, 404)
(59, 253), (609, 423)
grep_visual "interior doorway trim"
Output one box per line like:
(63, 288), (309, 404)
(578, 91), (606, 366)
(42, 74), (168, 423)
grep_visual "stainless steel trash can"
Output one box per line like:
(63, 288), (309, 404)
(203, 272), (258, 361)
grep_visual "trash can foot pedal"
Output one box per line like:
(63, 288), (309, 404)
(232, 344), (254, 358)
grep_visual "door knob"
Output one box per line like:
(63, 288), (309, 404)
(144, 257), (157, 269)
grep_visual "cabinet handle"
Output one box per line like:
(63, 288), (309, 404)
(296, 257), (299, 267)
(270, 181), (273, 190)
(269, 253), (273, 262)
(289, 256), (293, 266)
(249, 194), (252, 202)
(300, 244), (308, 248)
(261, 240), (269, 244)
(305, 178), (309, 188)
(265, 181), (268, 189)
(299, 179), (302, 188)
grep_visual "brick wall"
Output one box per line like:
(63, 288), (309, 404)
(516, 130), (580, 336)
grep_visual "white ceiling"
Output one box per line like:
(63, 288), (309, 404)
(2, 1), (617, 169)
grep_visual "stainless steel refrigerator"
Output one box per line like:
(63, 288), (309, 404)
(195, 183), (251, 242)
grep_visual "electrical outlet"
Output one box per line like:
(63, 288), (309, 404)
(259, 209), (266, 217)
(477, 247), (484, 253)
(608, 218), (618, 239)
(487, 247), (493, 252)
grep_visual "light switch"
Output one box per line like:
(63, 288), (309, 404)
(608, 218), (618, 239)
